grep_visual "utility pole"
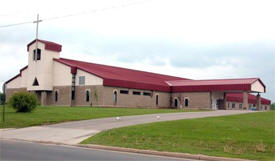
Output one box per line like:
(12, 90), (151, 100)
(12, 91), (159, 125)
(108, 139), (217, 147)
(33, 14), (42, 61)
(2, 83), (6, 123)
(1, 15), (42, 123)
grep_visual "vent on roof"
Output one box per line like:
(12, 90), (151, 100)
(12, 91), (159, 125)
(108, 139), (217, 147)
(33, 77), (39, 86)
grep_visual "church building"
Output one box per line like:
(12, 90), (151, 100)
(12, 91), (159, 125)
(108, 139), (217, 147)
(5, 39), (271, 110)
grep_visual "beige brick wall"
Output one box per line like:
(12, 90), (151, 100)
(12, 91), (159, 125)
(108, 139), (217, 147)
(47, 86), (72, 106)
(6, 86), (270, 110)
(171, 92), (211, 109)
(5, 88), (27, 102)
(74, 85), (104, 106)
(101, 86), (170, 108)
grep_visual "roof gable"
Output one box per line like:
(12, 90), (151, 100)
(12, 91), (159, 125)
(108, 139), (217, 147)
(168, 78), (265, 92)
(5, 66), (28, 84)
(27, 39), (62, 52)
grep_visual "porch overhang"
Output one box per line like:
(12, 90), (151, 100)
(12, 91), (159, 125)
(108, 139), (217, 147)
(168, 78), (266, 93)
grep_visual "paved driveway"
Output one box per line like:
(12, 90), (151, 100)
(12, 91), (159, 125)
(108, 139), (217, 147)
(0, 110), (254, 144)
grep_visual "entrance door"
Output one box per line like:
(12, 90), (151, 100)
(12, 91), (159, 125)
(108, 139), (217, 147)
(216, 99), (225, 109)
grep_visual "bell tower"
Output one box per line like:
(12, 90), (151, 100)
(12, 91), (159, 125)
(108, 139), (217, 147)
(26, 39), (62, 91)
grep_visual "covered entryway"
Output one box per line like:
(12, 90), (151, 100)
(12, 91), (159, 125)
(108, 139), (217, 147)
(168, 78), (266, 110)
(34, 90), (49, 106)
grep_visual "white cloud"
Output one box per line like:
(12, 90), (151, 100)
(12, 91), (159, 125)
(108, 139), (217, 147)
(0, 0), (274, 101)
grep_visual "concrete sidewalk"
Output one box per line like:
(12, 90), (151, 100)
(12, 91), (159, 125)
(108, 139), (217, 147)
(0, 110), (254, 144)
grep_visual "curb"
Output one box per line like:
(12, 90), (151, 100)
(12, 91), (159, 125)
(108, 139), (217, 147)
(78, 144), (253, 161)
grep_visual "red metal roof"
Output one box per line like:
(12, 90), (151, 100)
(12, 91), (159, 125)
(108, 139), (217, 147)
(27, 39), (62, 52)
(168, 78), (265, 92)
(5, 57), (271, 104)
(54, 58), (188, 92)
(226, 93), (271, 105)
(5, 66), (28, 84)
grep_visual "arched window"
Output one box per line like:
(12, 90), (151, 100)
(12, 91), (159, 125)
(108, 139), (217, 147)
(174, 98), (178, 107)
(55, 91), (58, 102)
(156, 95), (159, 106)
(113, 91), (117, 104)
(184, 98), (189, 107)
(86, 90), (90, 102)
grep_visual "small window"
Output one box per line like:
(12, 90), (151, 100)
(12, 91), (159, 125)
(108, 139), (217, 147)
(32, 77), (39, 86)
(239, 104), (242, 109)
(174, 98), (178, 107)
(156, 95), (159, 106)
(113, 91), (118, 104)
(133, 91), (141, 95)
(120, 90), (129, 94)
(86, 90), (90, 102)
(143, 92), (152, 96)
(33, 48), (41, 61)
(265, 106), (267, 110)
(79, 76), (85, 85)
(232, 103), (235, 108)
(55, 91), (58, 102)
(184, 98), (189, 107)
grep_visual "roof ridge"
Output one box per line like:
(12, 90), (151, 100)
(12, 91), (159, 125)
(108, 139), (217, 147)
(59, 57), (188, 80)
(170, 78), (259, 82)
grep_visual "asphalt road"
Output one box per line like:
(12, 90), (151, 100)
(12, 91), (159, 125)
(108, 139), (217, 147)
(0, 140), (192, 161)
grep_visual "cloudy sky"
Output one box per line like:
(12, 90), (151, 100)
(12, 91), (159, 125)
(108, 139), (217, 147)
(0, 0), (274, 101)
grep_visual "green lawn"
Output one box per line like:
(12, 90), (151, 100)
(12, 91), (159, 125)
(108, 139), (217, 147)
(82, 111), (275, 161)
(0, 106), (204, 128)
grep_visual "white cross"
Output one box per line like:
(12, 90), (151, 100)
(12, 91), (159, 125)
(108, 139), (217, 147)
(33, 14), (42, 61)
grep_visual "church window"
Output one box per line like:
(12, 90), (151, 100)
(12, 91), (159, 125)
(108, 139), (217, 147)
(79, 76), (85, 85)
(33, 48), (41, 61)
(55, 91), (58, 102)
(143, 92), (152, 96)
(86, 90), (90, 102)
(184, 98), (189, 107)
(120, 90), (129, 94)
(232, 103), (235, 108)
(133, 91), (141, 95)
(32, 77), (39, 86)
(156, 94), (159, 106)
(174, 98), (178, 107)
(113, 91), (117, 104)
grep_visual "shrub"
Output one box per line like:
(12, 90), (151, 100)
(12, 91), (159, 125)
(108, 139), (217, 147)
(8, 92), (39, 112)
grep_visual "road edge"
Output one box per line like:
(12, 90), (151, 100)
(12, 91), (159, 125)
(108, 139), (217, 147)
(78, 144), (253, 161)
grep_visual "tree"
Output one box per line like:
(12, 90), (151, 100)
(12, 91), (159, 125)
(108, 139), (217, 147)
(8, 92), (39, 112)
(271, 103), (275, 110)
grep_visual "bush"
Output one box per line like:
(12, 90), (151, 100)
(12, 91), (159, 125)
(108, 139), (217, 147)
(8, 92), (39, 112)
